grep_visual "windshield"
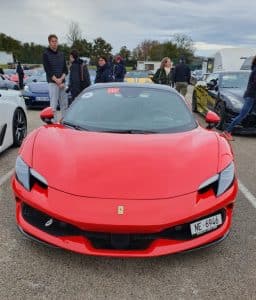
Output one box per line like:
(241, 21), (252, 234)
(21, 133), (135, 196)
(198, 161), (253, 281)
(63, 86), (197, 133)
(220, 72), (250, 88)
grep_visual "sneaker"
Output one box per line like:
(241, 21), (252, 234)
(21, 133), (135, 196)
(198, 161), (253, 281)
(221, 131), (234, 141)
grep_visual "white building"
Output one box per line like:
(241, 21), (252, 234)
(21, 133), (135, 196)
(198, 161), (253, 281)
(137, 61), (161, 73)
(0, 51), (13, 64)
(213, 48), (256, 72)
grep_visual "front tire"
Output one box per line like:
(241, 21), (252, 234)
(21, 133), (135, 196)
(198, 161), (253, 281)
(12, 108), (27, 147)
(214, 101), (226, 130)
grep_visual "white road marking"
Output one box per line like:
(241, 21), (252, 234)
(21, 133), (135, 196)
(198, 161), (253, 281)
(0, 168), (14, 187)
(238, 179), (256, 209)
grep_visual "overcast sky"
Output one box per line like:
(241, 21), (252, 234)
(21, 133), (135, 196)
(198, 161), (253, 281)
(1, 0), (256, 57)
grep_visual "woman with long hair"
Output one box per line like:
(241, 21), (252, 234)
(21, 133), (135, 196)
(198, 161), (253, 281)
(152, 57), (173, 86)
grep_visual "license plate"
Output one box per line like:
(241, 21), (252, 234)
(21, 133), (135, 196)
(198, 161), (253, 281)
(36, 97), (49, 101)
(190, 214), (222, 236)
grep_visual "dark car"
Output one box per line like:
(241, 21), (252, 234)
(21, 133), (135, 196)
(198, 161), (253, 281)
(192, 71), (256, 133)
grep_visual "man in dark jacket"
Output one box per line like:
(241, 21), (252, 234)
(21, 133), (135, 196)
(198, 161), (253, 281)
(43, 34), (68, 120)
(173, 58), (191, 97)
(16, 62), (24, 89)
(113, 55), (126, 82)
(68, 49), (91, 103)
(222, 55), (256, 141)
(94, 56), (113, 83)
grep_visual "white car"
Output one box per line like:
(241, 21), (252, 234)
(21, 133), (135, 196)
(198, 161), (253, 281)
(0, 89), (27, 153)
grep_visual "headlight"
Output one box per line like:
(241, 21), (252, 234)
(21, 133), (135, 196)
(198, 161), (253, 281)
(24, 85), (29, 92)
(15, 156), (48, 190)
(227, 95), (243, 110)
(15, 156), (30, 190)
(216, 162), (235, 196)
(198, 162), (235, 197)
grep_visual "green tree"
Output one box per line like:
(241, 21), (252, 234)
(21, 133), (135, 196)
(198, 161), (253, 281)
(72, 39), (92, 57)
(172, 33), (195, 64)
(118, 46), (131, 61)
(91, 37), (112, 63)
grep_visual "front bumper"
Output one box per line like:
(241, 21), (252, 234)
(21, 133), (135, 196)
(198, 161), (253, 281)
(13, 177), (237, 257)
(22, 94), (50, 107)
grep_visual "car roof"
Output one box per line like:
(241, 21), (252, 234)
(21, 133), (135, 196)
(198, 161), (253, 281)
(88, 82), (174, 91)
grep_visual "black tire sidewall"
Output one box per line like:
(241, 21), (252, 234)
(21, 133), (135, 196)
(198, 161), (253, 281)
(12, 108), (27, 147)
(214, 101), (226, 130)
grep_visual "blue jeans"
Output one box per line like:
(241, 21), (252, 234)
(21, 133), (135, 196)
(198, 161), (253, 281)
(226, 97), (255, 133)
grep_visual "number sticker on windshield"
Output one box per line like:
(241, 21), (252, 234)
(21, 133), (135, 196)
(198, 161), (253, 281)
(82, 92), (93, 98)
(107, 88), (120, 94)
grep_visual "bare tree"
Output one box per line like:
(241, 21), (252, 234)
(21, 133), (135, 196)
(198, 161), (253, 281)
(66, 21), (82, 45)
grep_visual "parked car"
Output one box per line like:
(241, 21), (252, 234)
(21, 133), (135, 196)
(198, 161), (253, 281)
(23, 70), (95, 108)
(22, 73), (50, 107)
(0, 89), (27, 153)
(190, 69), (203, 85)
(192, 71), (255, 133)
(0, 75), (19, 90)
(9, 73), (28, 83)
(13, 83), (237, 257)
(125, 71), (153, 84)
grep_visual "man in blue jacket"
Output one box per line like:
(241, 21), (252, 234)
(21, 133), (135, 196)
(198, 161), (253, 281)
(43, 34), (68, 120)
(173, 57), (191, 97)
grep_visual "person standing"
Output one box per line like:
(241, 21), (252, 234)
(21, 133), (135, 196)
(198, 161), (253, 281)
(43, 34), (68, 120)
(222, 55), (256, 141)
(68, 49), (91, 103)
(113, 55), (126, 82)
(16, 62), (24, 90)
(152, 57), (173, 86)
(94, 56), (113, 83)
(173, 57), (191, 97)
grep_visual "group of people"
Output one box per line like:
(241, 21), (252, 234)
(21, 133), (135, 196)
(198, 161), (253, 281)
(152, 57), (191, 97)
(41, 34), (255, 141)
(42, 34), (127, 120)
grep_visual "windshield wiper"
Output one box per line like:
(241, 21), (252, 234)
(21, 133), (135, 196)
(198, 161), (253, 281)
(99, 129), (158, 134)
(62, 121), (89, 131)
(222, 86), (239, 88)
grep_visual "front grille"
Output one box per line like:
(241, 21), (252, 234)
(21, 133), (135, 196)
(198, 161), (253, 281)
(21, 203), (226, 250)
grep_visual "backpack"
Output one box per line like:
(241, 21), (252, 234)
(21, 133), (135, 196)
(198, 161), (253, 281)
(80, 63), (90, 90)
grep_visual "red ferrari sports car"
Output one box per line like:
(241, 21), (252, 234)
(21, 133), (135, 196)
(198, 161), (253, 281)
(12, 83), (237, 257)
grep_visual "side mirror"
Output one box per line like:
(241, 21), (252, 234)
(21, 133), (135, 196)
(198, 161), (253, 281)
(40, 107), (54, 124)
(205, 111), (220, 129)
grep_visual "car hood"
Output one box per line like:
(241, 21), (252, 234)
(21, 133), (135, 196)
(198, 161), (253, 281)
(28, 82), (49, 93)
(219, 88), (245, 111)
(219, 88), (244, 99)
(32, 126), (220, 199)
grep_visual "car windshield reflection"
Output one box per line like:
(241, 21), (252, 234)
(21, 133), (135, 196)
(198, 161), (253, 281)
(63, 86), (197, 134)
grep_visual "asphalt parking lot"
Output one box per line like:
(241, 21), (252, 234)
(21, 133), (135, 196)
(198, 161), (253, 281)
(1, 86), (256, 299)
